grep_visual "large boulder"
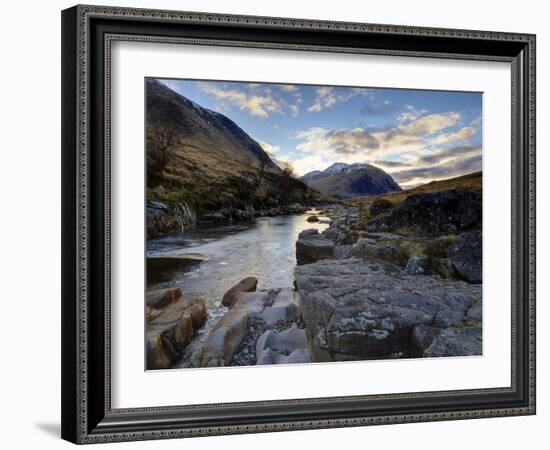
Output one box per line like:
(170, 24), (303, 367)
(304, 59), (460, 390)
(351, 238), (401, 265)
(447, 231), (482, 283)
(296, 231), (335, 265)
(221, 277), (258, 307)
(369, 189), (481, 233)
(146, 295), (207, 369)
(295, 258), (482, 361)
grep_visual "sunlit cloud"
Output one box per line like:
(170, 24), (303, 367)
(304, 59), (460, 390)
(258, 140), (280, 155)
(292, 110), (480, 185)
(279, 84), (299, 92)
(199, 83), (283, 118)
(307, 86), (372, 113)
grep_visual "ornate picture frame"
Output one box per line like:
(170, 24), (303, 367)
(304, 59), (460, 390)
(61, 5), (536, 444)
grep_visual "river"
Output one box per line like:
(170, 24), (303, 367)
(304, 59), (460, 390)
(146, 211), (330, 342)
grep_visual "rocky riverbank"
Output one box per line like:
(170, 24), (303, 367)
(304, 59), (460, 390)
(146, 186), (482, 369)
(147, 200), (313, 238)
(294, 187), (483, 362)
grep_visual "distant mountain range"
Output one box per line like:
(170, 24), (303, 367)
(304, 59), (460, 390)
(300, 162), (401, 199)
(146, 79), (325, 211)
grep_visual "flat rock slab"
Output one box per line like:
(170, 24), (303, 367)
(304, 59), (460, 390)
(295, 258), (481, 362)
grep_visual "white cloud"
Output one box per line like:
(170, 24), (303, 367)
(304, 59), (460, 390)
(293, 111), (480, 185)
(279, 84), (298, 92)
(258, 140), (280, 155)
(307, 86), (372, 113)
(199, 83), (282, 118)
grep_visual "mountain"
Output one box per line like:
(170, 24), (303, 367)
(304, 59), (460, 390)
(300, 162), (401, 199)
(146, 79), (324, 212)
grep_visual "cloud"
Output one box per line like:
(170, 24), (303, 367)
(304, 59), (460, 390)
(391, 154), (482, 188)
(418, 145), (479, 164)
(397, 105), (428, 124)
(429, 126), (476, 145)
(295, 112), (462, 161)
(279, 84), (299, 92)
(258, 140), (280, 155)
(293, 110), (480, 186)
(307, 86), (371, 113)
(199, 83), (282, 118)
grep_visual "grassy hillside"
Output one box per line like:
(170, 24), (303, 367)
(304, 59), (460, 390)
(146, 79), (326, 212)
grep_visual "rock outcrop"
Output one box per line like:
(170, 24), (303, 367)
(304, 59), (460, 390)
(146, 288), (207, 369)
(295, 258), (482, 362)
(368, 188), (481, 233)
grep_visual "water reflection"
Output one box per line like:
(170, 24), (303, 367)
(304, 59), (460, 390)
(147, 212), (329, 308)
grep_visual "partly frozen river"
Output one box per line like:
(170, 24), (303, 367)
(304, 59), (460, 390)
(147, 212), (329, 320)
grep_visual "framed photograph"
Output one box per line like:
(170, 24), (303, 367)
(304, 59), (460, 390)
(61, 5), (536, 444)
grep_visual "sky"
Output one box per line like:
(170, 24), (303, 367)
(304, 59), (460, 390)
(158, 78), (482, 189)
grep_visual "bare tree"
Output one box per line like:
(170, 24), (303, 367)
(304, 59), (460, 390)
(148, 123), (177, 171)
(280, 161), (296, 178)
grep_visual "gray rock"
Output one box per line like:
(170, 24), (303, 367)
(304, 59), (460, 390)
(257, 348), (312, 365)
(333, 244), (353, 259)
(256, 324), (308, 357)
(424, 326), (482, 357)
(256, 324), (311, 365)
(307, 215), (320, 222)
(296, 236), (335, 265)
(351, 238), (401, 265)
(299, 228), (320, 239)
(466, 298), (482, 324)
(448, 231), (482, 283)
(295, 258), (482, 361)
(405, 256), (426, 274)
(261, 288), (300, 325)
(222, 277), (258, 307)
(412, 324), (441, 351)
(237, 291), (269, 320)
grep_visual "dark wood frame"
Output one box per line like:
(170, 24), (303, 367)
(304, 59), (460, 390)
(61, 4), (536, 444)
